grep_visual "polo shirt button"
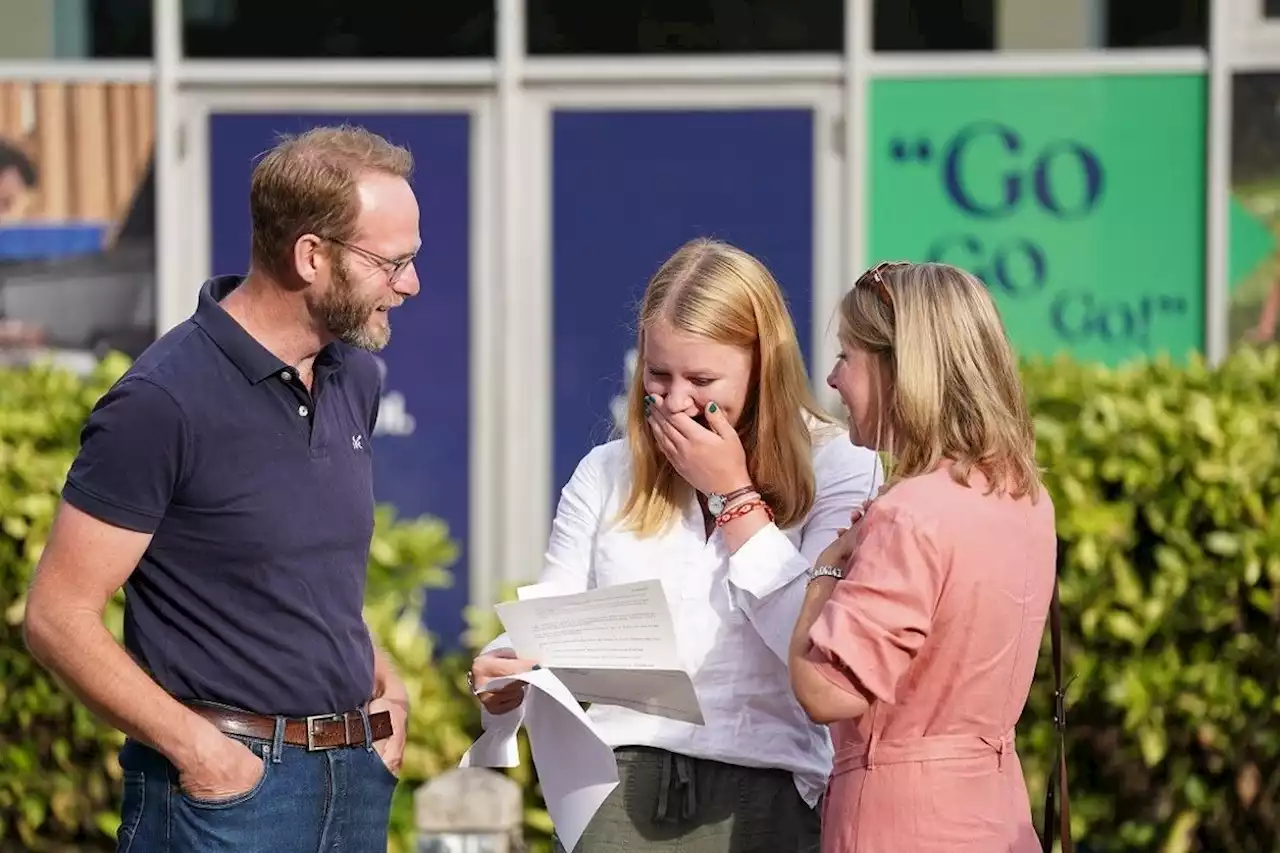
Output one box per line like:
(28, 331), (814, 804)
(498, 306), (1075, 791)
(298, 405), (309, 417)
(280, 370), (292, 382)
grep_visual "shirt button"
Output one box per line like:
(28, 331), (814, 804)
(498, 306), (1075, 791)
(280, 370), (292, 382)
(298, 405), (309, 417)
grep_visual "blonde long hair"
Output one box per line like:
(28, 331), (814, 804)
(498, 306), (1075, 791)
(838, 261), (1041, 500)
(618, 238), (832, 534)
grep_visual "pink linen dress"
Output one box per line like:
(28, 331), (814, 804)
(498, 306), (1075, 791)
(806, 465), (1056, 853)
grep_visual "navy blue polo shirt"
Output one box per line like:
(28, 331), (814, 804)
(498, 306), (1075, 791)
(62, 275), (382, 717)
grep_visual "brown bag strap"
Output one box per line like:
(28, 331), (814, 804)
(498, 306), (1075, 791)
(1042, 577), (1074, 853)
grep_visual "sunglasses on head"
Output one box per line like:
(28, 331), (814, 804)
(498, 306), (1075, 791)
(854, 260), (912, 309)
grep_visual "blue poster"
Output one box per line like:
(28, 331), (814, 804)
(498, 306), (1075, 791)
(208, 112), (473, 649)
(551, 108), (816, 497)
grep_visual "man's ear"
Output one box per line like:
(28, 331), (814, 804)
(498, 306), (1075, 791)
(293, 234), (327, 285)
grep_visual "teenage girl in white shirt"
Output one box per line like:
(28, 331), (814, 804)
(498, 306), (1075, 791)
(470, 237), (882, 852)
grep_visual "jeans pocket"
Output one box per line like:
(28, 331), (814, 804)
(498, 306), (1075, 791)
(368, 745), (401, 788)
(179, 741), (272, 810)
(115, 771), (146, 853)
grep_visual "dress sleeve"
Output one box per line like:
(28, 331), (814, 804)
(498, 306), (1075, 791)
(806, 502), (943, 704)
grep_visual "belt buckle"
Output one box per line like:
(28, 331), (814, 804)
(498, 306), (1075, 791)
(305, 712), (348, 751)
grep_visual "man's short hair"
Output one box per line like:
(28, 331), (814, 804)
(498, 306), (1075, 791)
(249, 125), (413, 280)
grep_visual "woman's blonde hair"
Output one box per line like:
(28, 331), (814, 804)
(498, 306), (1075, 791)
(838, 261), (1041, 500)
(618, 238), (832, 535)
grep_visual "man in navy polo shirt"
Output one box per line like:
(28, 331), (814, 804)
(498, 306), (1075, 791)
(24, 125), (421, 852)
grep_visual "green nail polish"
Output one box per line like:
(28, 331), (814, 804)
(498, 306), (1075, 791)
(707, 402), (718, 413)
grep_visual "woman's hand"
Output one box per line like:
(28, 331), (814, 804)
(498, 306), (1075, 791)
(645, 395), (751, 496)
(816, 502), (871, 569)
(470, 650), (540, 716)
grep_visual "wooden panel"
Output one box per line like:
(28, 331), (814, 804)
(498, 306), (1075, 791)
(33, 82), (69, 219)
(108, 83), (136, 217)
(0, 83), (24, 139)
(130, 84), (154, 173)
(71, 83), (110, 220)
(0, 80), (154, 224)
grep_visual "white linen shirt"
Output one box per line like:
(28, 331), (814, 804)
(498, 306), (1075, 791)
(483, 422), (882, 805)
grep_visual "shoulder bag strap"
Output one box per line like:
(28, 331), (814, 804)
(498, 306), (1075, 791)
(1042, 577), (1074, 853)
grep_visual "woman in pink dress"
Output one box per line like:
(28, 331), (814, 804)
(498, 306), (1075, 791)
(788, 261), (1057, 853)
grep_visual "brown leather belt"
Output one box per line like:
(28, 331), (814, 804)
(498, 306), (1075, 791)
(188, 703), (394, 751)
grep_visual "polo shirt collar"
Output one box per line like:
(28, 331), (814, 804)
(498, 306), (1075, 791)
(192, 275), (345, 384)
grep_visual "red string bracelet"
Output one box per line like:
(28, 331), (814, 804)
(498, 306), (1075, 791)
(714, 498), (774, 528)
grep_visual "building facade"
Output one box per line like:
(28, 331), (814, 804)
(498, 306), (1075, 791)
(0, 0), (1274, 648)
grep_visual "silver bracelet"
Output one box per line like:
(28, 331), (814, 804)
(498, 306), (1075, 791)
(807, 563), (845, 584)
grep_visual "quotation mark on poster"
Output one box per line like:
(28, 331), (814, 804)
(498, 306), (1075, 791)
(889, 137), (934, 163)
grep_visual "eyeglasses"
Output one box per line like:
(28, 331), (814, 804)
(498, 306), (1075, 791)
(323, 237), (416, 285)
(854, 260), (911, 309)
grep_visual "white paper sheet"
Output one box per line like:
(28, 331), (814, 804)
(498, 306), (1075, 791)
(515, 581), (572, 601)
(459, 668), (619, 853)
(493, 580), (705, 725)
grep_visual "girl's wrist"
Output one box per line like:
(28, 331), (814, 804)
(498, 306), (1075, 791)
(714, 495), (773, 529)
(722, 490), (761, 512)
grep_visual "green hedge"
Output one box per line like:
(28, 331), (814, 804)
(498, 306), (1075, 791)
(1018, 344), (1280, 852)
(3, 345), (1280, 851)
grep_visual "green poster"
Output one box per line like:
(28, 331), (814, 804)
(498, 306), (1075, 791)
(868, 74), (1206, 364)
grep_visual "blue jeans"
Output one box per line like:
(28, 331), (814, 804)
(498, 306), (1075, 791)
(114, 725), (398, 852)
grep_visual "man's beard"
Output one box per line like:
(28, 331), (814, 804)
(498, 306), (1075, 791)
(318, 260), (390, 352)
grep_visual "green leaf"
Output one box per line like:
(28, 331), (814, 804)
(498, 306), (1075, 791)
(19, 795), (46, 832)
(1104, 611), (1145, 646)
(1204, 531), (1241, 556)
(1137, 723), (1168, 767)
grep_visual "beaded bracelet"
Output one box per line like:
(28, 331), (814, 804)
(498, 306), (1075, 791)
(714, 497), (774, 527)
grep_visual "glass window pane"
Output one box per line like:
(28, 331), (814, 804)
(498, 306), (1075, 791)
(0, 0), (151, 59)
(1105, 0), (1207, 48)
(90, 0), (153, 58)
(527, 0), (842, 54)
(0, 78), (157, 361)
(1229, 72), (1280, 349)
(181, 0), (494, 58)
(873, 0), (1207, 51)
(874, 0), (994, 52)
